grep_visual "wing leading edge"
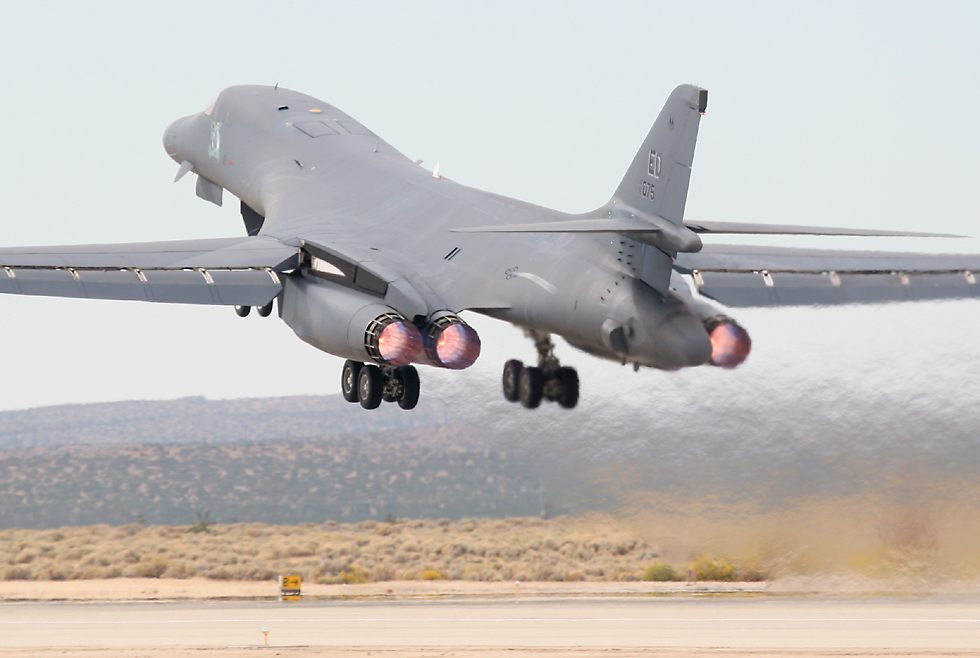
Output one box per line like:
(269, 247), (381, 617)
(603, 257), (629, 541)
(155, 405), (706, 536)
(675, 244), (980, 307)
(0, 236), (299, 306)
(683, 220), (963, 238)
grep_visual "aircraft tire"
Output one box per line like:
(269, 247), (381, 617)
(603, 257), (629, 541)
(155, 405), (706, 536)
(256, 300), (274, 317)
(234, 305), (251, 317)
(502, 359), (523, 402)
(556, 367), (579, 409)
(518, 366), (544, 409)
(341, 360), (362, 403)
(396, 365), (421, 410)
(357, 364), (383, 409)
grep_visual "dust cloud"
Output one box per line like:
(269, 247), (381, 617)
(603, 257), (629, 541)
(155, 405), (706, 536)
(437, 300), (980, 583)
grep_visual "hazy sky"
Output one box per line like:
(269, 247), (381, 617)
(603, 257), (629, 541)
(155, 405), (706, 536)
(0, 1), (978, 411)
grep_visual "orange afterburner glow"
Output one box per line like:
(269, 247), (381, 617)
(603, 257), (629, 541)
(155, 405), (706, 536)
(377, 320), (422, 365)
(434, 322), (481, 369)
(708, 319), (752, 368)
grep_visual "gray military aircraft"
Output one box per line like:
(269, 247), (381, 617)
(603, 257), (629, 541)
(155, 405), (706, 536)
(1, 84), (978, 410)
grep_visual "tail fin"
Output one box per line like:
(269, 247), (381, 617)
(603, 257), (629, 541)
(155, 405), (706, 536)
(611, 84), (707, 224)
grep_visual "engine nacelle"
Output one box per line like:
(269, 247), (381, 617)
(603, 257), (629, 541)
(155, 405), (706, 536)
(280, 275), (422, 364)
(677, 289), (752, 369)
(420, 312), (481, 369)
(704, 316), (752, 368)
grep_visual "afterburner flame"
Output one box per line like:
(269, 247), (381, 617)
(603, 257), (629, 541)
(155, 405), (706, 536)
(377, 320), (422, 365)
(708, 319), (751, 368)
(435, 322), (481, 369)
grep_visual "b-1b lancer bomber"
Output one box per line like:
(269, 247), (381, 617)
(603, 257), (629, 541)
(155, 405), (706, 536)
(1, 84), (978, 410)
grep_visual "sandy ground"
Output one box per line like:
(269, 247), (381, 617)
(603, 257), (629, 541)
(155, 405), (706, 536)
(0, 578), (770, 601)
(3, 577), (980, 602)
(0, 650), (974, 658)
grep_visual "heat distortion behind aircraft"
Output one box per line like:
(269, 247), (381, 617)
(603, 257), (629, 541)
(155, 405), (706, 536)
(1, 84), (977, 410)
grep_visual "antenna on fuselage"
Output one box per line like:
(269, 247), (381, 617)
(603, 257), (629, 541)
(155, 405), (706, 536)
(274, 82), (279, 90)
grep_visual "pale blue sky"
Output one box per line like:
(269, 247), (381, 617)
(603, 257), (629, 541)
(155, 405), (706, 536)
(0, 1), (978, 411)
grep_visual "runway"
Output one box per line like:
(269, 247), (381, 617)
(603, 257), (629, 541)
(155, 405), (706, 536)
(0, 596), (978, 656)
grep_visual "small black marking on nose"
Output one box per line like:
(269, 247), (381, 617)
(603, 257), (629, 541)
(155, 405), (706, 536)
(444, 247), (461, 261)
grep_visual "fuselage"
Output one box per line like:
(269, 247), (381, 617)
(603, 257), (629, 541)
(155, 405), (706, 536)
(164, 85), (713, 370)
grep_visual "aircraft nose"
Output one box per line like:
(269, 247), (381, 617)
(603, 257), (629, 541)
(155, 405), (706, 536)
(162, 117), (185, 163)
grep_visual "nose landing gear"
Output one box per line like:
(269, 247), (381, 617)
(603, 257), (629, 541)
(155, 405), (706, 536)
(502, 331), (579, 409)
(342, 360), (421, 410)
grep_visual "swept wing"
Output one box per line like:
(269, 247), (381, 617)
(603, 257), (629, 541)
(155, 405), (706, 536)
(0, 236), (298, 306)
(675, 244), (980, 307)
(682, 220), (961, 238)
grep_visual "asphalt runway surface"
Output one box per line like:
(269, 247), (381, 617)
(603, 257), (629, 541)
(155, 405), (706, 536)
(1, 596), (978, 656)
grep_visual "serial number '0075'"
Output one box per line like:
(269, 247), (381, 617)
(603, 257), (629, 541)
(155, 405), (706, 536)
(640, 180), (656, 200)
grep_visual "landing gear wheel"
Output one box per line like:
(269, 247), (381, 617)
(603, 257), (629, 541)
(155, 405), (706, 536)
(556, 367), (579, 409)
(234, 305), (251, 318)
(395, 365), (420, 410)
(341, 360), (362, 403)
(256, 300), (274, 317)
(502, 359), (523, 402)
(508, 331), (581, 410)
(357, 364), (383, 409)
(519, 366), (544, 409)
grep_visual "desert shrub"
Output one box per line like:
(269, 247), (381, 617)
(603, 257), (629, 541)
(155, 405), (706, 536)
(36, 567), (66, 581)
(338, 566), (370, 584)
(162, 561), (195, 579)
(0, 516), (717, 584)
(642, 562), (680, 582)
(187, 510), (214, 534)
(421, 569), (444, 580)
(205, 567), (236, 580)
(134, 558), (169, 578)
(531, 567), (555, 581)
(3, 566), (32, 580)
(738, 566), (769, 582)
(13, 550), (36, 565)
(692, 556), (735, 581)
(371, 564), (396, 581)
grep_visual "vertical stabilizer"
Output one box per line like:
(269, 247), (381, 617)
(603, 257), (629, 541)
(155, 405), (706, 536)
(611, 84), (706, 224)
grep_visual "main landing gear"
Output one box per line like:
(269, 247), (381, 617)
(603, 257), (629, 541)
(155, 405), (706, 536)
(501, 331), (579, 409)
(341, 360), (420, 411)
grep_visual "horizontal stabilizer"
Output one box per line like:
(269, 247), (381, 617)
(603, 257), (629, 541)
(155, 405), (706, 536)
(452, 218), (665, 234)
(453, 215), (703, 253)
(684, 219), (965, 238)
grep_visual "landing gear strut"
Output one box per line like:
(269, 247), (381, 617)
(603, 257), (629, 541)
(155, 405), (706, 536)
(502, 331), (579, 409)
(342, 360), (420, 410)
